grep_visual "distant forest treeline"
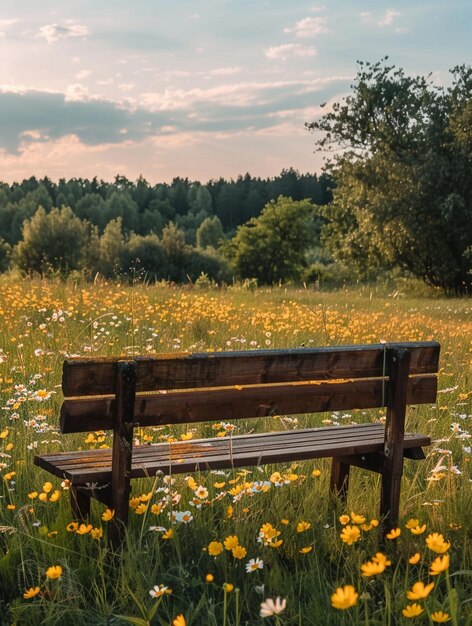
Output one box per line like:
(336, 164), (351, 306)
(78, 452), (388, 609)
(0, 169), (332, 285)
(0, 169), (331, 245)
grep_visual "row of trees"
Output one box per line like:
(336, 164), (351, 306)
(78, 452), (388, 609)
(1, 60), (471, 293)
(0, 169), (331, 246)
(5, 197), (321, 286)
(10, 207), (229, 284)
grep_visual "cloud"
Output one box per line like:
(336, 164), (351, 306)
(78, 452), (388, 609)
(0, 19), (18, 37)
(139, 77), (343, 111)
(360, 9), (401, 27)
(208, 67), (242, 76)
(379, 9), (401, 26)
(65, 83), (90, 102)
(38, 21), (88, 44)
(283, 16), (329, 38)
(265, 44), (317, 60)
(0, 75), (350, 155)
(75, 70), (91, 80)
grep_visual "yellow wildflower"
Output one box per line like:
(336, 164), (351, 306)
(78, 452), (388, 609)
(331, 585), (358, 610)
(402, 604), (424, 618)
(299, 546), (313, 553)
(76, 523), (92, 535)
(224, 535), (239, 550)
(208, 541), (223, 556)
(205, 573), (214, 582)
(350, 512), (366, 524)
(223, 583), (234, 592)
(151, 503), (164, 515)
(339, 515), (350, 525)
(410, 524), (427, 535)
(186, 476), (197, 491)
(426, 533), (450, 554)
(45, 565), (62, 579)
(162, 528), (174, 540)
(312, 469), (321, 477)
(172, 615), (186, 626)
(102, 508), (115, 521)
(407, 581), (434, 600)
(430, 611), (451, 623)
(361, 560), (385, 577)
(385, 528), (401, 539)
(340, 525), (360, 545)
(66, 522), (79, 532)
(23, 587), (40, 599)
(90, 528), (103, 540)
(232, 545), (247, 559)
(296, 521), (311, 533)
(405, 518), (421, 529)
(429, 554), (450, 576)
(409, 553), (421, 565)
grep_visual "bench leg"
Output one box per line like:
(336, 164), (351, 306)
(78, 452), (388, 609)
(380, 471), (402, 531)
(330, 459), (350, 504)
(70, 487), (91, 521)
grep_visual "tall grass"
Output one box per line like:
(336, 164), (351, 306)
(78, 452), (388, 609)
(0, 276), (470, 625)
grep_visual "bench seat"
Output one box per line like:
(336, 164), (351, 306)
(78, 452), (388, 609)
(35, 423), (430, 485)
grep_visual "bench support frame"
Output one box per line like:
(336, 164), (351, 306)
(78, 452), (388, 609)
(108, 360), (137, 550)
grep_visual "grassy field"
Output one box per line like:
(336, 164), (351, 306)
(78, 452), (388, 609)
(0, 277), (471, 625)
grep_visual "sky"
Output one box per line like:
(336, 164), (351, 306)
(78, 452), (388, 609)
(0, 0), (470, 184)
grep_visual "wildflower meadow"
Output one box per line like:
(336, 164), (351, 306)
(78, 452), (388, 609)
(0, 276), (471, 625)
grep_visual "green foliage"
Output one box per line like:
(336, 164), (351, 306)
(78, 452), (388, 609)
(12, 206), (92, 276)
(0, 172), (331, 283)
(123, 233), (166, 281)
(229, 196), (317, 284)
(307, 59), (472, 294)
(96, 218), (126, 278)
(196, 216), (225, 250)
(0, 238), (10, 272)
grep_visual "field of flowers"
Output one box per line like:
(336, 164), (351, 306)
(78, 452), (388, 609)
(0, 276), (471, 625)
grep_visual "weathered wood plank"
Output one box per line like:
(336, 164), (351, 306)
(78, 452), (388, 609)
(34, 427), (430, 484)
(380, 348), (411, 530)
(62, 342), (440, 396)
(39, 424), (422, 470)
(60, 375), (437, 434)
(108, 361), (137, 550)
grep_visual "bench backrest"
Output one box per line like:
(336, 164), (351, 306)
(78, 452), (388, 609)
(60, 342), (440, 434)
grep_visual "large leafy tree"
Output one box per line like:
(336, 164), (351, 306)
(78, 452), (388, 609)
(13, 206), (92, 275)
(229, 196), (316, 284)
(307, 59), (472, 294)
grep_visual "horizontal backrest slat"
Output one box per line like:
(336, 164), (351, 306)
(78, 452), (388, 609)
(60, 375), (437, 433)
(62, 342), (440, 397)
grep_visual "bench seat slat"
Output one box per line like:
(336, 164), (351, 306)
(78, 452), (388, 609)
(36, 424), (392, 468)
(35, 424), (431, 484)
(62, 342), (440, 397)
(60, 376), (437, 434)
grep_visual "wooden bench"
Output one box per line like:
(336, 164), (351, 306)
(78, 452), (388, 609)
(34, 341), (440, 548)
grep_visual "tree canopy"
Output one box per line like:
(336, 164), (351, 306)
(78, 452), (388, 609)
(228, 196), (318, 285)
(307, 59), (472, 294)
